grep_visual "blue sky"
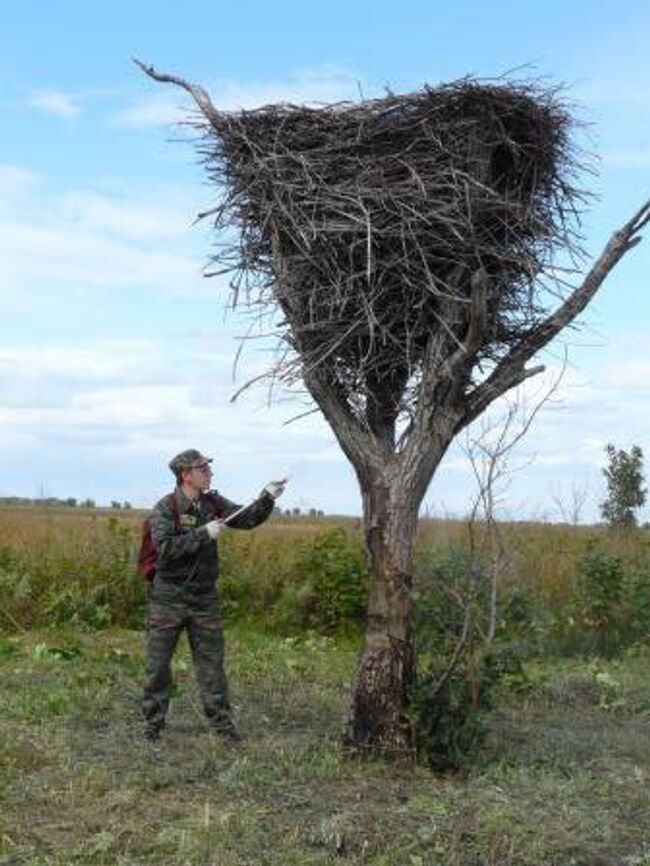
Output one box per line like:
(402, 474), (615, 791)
(1, 0), (649, 519)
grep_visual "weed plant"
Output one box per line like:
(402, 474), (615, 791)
(1, 507), (650, 660)
(219, 525), (367, 632)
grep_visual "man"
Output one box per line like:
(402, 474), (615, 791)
(142, 448), (286, 742)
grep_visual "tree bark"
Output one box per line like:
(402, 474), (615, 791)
(344, 409), (459, 754)
(345, 477), (418, 753)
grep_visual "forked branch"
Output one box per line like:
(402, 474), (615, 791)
(460, 198), (650, 430)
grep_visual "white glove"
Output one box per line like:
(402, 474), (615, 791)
(263, 478), (287, 499)
(204, 520), (223, 540)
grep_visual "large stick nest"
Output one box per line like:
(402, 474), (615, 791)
(195, 78), (585, 401)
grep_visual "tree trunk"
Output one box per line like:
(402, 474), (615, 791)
(345, 477), (419, 754)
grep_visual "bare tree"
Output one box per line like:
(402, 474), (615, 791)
(137, 60), (650, 753)
(463, 366), (564, 645)
(551, 480), (590, 525)
(465, 402), (527, 647)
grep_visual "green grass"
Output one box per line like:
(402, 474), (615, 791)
(2, 625), (650, 865)
(2, 505), (650, 863)
(3, 506), (650, 657)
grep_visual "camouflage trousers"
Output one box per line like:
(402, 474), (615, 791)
(142, 586), (230, 730)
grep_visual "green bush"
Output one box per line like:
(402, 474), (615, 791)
(539, 537), (650, 657)
(624, 542), (650, 642)
(219, 527), (367, 632)
(410, 546), (528, 770)
(578, 542), (624, 623)
(627, 569), (650, 641)
(408, 641), (526, 772)
(413, 545), (477, 654)
(571, 541), (625, 656)
(408, 667), (489, 771)
(293, 528), (368, 630)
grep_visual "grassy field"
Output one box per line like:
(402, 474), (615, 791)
(2, 506), (650, 864)
(0, 504), (644, 627)
(2, 625), (650, 865)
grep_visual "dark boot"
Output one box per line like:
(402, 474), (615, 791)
(208, 713), (242, 743)
(144, 718), (165, 742)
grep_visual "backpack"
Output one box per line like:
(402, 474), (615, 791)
(136, 492), (221, 581)
(137, 493), (179, 581)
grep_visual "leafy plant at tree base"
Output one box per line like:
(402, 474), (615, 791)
(409, 547), (526, 770)
(407, 644), (526, 771)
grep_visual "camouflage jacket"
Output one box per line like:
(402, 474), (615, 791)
(150, 486), (273, 591)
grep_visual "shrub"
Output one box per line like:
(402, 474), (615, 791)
(623, 542), (650, 643)
(293, 528), (367, 630)
(220, 527), (367, 632)
(408, 641), (526, 772)
(410, 546), (527, 770)
(573, 541), (625, 656)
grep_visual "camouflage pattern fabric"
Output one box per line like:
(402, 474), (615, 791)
(142, 486), (273, 731)
(142, 590), (230, 728)
(151, 486), (274, 587)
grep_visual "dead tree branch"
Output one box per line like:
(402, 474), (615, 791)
(133, 58), (221, 126)
(460, 200), (650, 430)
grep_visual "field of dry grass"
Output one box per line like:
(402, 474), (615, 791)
(2, 505), (650, 863)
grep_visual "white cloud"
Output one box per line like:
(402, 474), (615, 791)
(0, 329), (647, 519)
(0, 341), (161, 380)
(600, 359), (650, 391)
(0, 219), (202, 294)
(0, 163), (40, 199)
(0, 333), (340, 503)
(212, 66), (362, 109)
(0, 166), (213, 299)
(117, 65), (362, 128)
(57, 191), (189, 242)
(27, 89), (80, 118)
(602, 148), (650, 169)
(0, 337), (317, 437)
(115, 92), (185, 127)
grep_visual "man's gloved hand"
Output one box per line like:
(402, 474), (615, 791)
(263, 478), (287, 500)
(204, 520), (223, 540)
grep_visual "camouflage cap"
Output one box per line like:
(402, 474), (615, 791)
(168, 449), (213, 475)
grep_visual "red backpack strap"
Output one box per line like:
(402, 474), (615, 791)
(137, 517), (157, 580)
(203, 492), (221, 518)
(167, 492), (179, 526)
(137, 494), (180, 582)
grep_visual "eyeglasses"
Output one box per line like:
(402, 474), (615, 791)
(193, 464), (213, 474)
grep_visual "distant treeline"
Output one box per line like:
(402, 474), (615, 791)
(0, 497), (325, 516)
(0, 496), (133, 510)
